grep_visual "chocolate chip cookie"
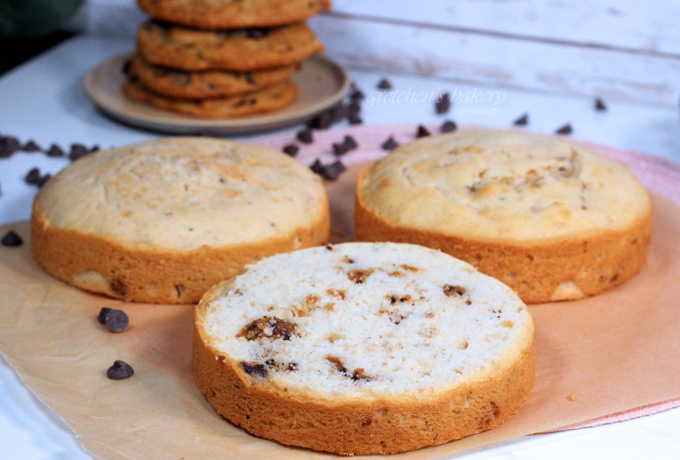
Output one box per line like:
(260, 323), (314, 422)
(137, 20), (324, 71)
(127, 55), (298, 99)
(122, 79), (299, 118)
(138, 0), (331, 30)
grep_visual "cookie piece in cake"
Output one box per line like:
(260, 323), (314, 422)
(127, 55), (298, 99)
(193, 242), (535, 455)
(138, 0), (331, 30)
(137, 21), (324, 72)
(31, 138), (330, 304)
(355, 128), (652, 303)
(122, 79), (298, 118)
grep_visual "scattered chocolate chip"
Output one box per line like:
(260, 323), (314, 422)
(348, 113), (363, 125)
(104, 309), (129, 333)
(346, 101), (361, 114)
(37, 174), (51, 188)
(307, 111), (333, 130)
(436, 92), (451, 114)
(381, 136), (399, 151)
(296, 128), (313, 144)
(377, 78), (392, 90)
(1, 230), (23, 247)
(310, 159), (325, 176)
(107, 360), (134, 380)
(350, 89), (365, 102)
(46, 144), (64, 157)
(22, 141), (42, 152)
(343, 135), (358, 151)
(323, 160), (346, 181)
(416, 125), (430, 138)
(282, 144), (299, 157)
(90, 145), (100, 153)
(441, 120), (457, 133)
(0, 136), (21, 158)
(332, 142), (348, 157)
(595, 98), (607, 111)
(513, 114), (529, 126)
(555, 123), (573, 135)
(97, 307), (112, 324)
(24, 168), (41, 185)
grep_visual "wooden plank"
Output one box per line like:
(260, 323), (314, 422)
(310, 15), (680, 106)
(329, 0), (680, 56)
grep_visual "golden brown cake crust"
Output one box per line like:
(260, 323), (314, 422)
(122, 79), (298, 119)
(138, 0), (331, 30)
(127, 55), (298, 99)
(355, 167), (653, 304)
(192, 317), (535, 456)
(31, 206), (330, 305)
(137, 21), (324, 72)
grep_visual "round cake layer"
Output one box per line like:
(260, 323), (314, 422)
(122, 79), (299, 119)
(137, 21), (324, 72)
(32, 138), (329, 303)
(355, 129), (653, 303)
(194, 242), (535, 454)
(138, 0), (331, 30)
(127, 55), (298, 99)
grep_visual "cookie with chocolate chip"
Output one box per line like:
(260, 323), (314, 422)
(127, 55), (298, 99)
(137, 20), (324, 71)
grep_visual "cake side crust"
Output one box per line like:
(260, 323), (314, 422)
(31, 204), (330, 304)
(355, 167), (652, 304)
(192, 319), (535, 455)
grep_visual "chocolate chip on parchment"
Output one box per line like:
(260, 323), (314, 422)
(436, 92), (451, 114)
(97, 307), (113, 324)
(22, 141), (43, 152)
(416, 125), (430, 138)
(555, 123), (573, 135)
(513, 114), (529, 126)
(296, 128), (314, 144)
(377, 78), (392, 90)
(90, 145), (100, 153)
(332, 142), (348, 157)
(595, 98), (607, 111)
(310, 159), (325, 175)
(381, 136), (399, 151)
(107, 360), (134, 380)
(282, 144), (299, 157)
(25, 168), (41, 185)
(441, 120), (457, 133)
(70, 143), (89, 159)
(105, 309), (130, 332)
(46, 144), (64, 157)
(343, 135), (358, 151)
(350, 88), (365, 102)
(1, 230), (23, 247)
(323, 160), (346, 181)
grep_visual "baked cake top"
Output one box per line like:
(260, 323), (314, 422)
(197, 242), (534, 396)
(33, 138), (327, 250)
(358, 129), (651, 242)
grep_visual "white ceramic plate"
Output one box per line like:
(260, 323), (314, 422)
(84, 53), (350, 135)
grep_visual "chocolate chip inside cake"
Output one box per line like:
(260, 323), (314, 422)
(193, 242), (535, 455)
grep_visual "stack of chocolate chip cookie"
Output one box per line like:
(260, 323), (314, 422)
(122, 0), (331, 118)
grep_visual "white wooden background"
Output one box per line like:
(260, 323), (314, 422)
(70, 0), (680, 106)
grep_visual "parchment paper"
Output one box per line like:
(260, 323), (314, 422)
(2, 132), (680, 459)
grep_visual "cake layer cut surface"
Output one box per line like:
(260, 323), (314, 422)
(194, 242), (535, 454)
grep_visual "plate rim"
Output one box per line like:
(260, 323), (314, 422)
(83, 52), (351, 134)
